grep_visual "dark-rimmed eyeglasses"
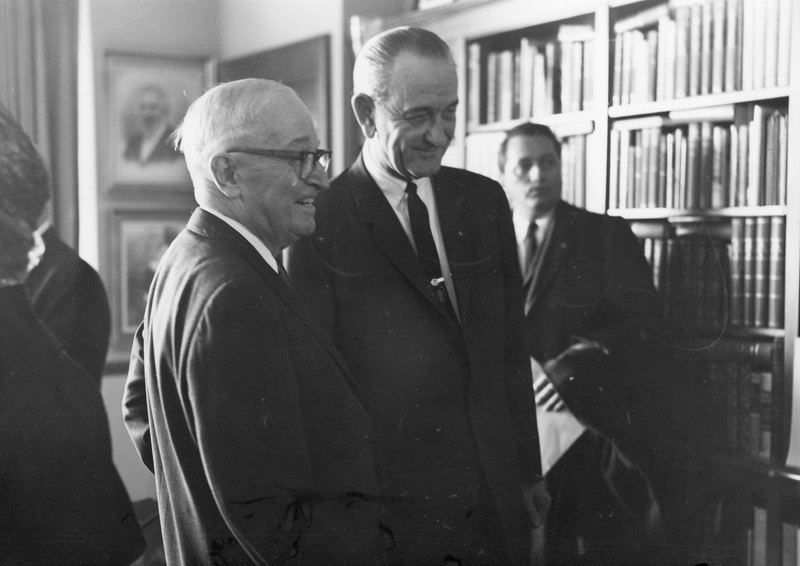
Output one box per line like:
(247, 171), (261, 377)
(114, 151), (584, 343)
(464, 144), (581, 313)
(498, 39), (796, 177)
(227, 148), (332, 180)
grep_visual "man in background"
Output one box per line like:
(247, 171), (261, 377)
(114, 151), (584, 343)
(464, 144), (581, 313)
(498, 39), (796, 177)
(290, 26), (549, 565)
(499, 122), (665, 564)
(24, 215), (111, 387)
(123, 78), (389, 565)
(124, 84), (181, 165)
(0, 102), (145, 565)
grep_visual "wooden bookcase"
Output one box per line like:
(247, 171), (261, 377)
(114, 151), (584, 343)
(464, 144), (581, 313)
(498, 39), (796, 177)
(355, 0), (800, 563)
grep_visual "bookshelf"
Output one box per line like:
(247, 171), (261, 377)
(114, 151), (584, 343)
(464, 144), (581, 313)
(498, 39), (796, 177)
(356, 0), (799, 563)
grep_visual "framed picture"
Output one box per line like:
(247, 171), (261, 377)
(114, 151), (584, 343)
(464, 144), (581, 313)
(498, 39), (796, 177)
(108, 208), (192, 363)
(106, 52), (214, 189)
(218, 35), (330, 150)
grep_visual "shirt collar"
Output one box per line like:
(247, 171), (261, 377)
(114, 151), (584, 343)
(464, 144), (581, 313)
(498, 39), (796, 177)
(362, 139), (434, 206)
(200, 206), (279, 274)
(512, 206), (555, 245)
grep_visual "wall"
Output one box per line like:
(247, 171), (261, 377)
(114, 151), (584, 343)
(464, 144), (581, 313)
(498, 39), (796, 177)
(218, 0), (347, 171)
(86, 0), (220, 504)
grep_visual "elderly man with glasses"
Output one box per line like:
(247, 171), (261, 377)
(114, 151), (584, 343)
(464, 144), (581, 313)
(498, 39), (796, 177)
(122, 78), (390, 565)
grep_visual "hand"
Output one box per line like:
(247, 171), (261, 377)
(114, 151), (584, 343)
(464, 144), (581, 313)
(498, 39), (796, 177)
(533, 373), (566, 411)
(0, 208), (41, 286)
(522, 481), (551, 528)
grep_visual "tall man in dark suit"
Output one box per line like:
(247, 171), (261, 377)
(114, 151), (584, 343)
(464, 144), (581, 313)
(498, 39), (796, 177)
(499, 122), (665, 564)
(289, 26), (549, 565)
(122, 78), (389, 565)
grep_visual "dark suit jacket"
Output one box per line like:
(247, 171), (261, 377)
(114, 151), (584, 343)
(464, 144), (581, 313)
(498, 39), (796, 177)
(524, 201), (664, 447)
(123, 208), (387, 565)
(25, 228), (111, 386)
(0, 285), (145, 565)
(123, 126), (181, 164)
(289, 156), (541, 564)
(524, 201), (666, 540)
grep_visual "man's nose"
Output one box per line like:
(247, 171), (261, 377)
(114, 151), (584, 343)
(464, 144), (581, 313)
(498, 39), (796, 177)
(306, 162), (330, 191)
(527, 165), (542, 181)
(424, 116), (451, 147)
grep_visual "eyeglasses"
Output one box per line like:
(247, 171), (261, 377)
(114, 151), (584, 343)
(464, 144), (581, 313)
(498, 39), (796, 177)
(227, 148), (332, 179)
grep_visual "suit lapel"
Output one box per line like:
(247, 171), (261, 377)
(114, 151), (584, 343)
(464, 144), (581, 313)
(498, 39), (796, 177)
(527, 201), (573, 312)
(349, 157), (461, 330)
(187, 209), (355, 381)
(432, 171), (474, 323)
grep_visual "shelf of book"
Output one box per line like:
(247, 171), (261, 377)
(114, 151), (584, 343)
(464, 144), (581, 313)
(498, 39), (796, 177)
(610, 205), (788, 219)
(609, 86), (791, 118)
(468, 112), (595, 135)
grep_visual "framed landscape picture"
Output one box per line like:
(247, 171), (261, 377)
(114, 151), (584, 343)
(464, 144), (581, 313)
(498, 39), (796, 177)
(106, 52), (214, 189)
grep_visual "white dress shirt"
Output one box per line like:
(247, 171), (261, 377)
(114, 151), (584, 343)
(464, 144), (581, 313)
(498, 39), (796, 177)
(363, 143), (459, 319)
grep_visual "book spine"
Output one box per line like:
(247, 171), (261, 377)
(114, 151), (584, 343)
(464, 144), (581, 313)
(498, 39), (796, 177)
(657, 132), (668, 207)
(737, 122), (749, 206)
(561, 40), (573, 113)
(723, 361), (739, 448)
(546, 42), (558, 114)
(677, 127), (688, 208)
(583, 41), (593, 111)
(712, 0), (726, 93)
(777, 0), (793, 86)
(686, 122), (702, 208)
(743, 217), (757, 326)
(572, 40), (584, 112)
(759, 370), (772, 460)
(646, 30), (658, 103)
(741, 0), (755, 90)
(468, 42), (482, 127)
(748, 104), (767, 206)
(613, 33), (623, 106)
(689, 3), (703, 96)
(778, 110), (788, 205)
(700, 121), (714, 209)
(675, 5), (690, 98)
(738, 361), (753, 453)
(754, 217), (771, 327)
(752, 0), (768, 89)
(664, 18), (677, 100)
(728, 124), (740, 206)
(666, 131), (676, 208)
(701, 0), (714, 95)
(486, 51), (498, 123)
(768, 216), (786, 328)
(619, 130), (631, 208)
(763, 0), (779, 88)
(498, 49), (514, 122)
(725, 0), (740, 92)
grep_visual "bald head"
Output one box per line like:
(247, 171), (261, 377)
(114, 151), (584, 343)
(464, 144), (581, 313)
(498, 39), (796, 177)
(0, 104), (50, 228)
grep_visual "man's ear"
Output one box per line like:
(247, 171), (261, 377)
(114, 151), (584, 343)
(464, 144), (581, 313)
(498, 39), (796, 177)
(209, 153), (241, 198)
(352, 93), (376, 138)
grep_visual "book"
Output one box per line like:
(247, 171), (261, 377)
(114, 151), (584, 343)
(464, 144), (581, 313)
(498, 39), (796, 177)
(619, 130), (631, 208)
(486, 51), (498, 123)
(545, 42), (558, 115)
(609, 128), (621, 209)
(752, 0), (768, 89)
(666, 131), (676, 208)
(700, 0), (713, 95)
(728, 124), (739, 206)
(700, 122), (714, 209)
(711, 125), (728, 208)
(737, 121), (749, 207)
(689, 2), (703, 97)
(572, 41), (584, 112)
(711, 0), (726, 94)
(743, 217), (757, 326)
(675, 4), (691, 98)
(646, 30), (658, 103)
(729, 217), (745, 325)
(518, 37), (534, 120)
(676, 127), (688, 208)
(725, 0), (741, 92)
(560, 40), (573, 113)
(613, 32), (623, 106)
(533, 48), (548, 118)
(663, 17), (677, 100)
(748, 104), (778, 206)
(686, 122), (702, 209)
(759, 370), (772, 460)
(764, 0), (780, 88)
(768, 216), (786, 328)
(741, 0), (755, 90)
(778, 110), (788, 205)
(497, 49), (515, 122)
(753, 216), (771, 327)
(467, 42), (482, 127)
(657, 133), (668, 207)
(777, 0), (793, 86)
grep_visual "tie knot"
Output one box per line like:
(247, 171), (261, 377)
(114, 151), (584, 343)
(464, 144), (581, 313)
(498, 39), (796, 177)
(405, 181), (418, 196)
(527, 221), (538, 241)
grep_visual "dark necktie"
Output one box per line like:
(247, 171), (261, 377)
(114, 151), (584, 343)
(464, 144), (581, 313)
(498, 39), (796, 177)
(406, 181), (443, 282)
(277, 262), (291, 287)
(522, 221), (538, 291)
(406, 181), (457, 319)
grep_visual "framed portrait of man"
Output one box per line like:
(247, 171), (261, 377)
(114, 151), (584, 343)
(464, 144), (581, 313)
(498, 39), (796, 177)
(105, 52), (215, 189)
